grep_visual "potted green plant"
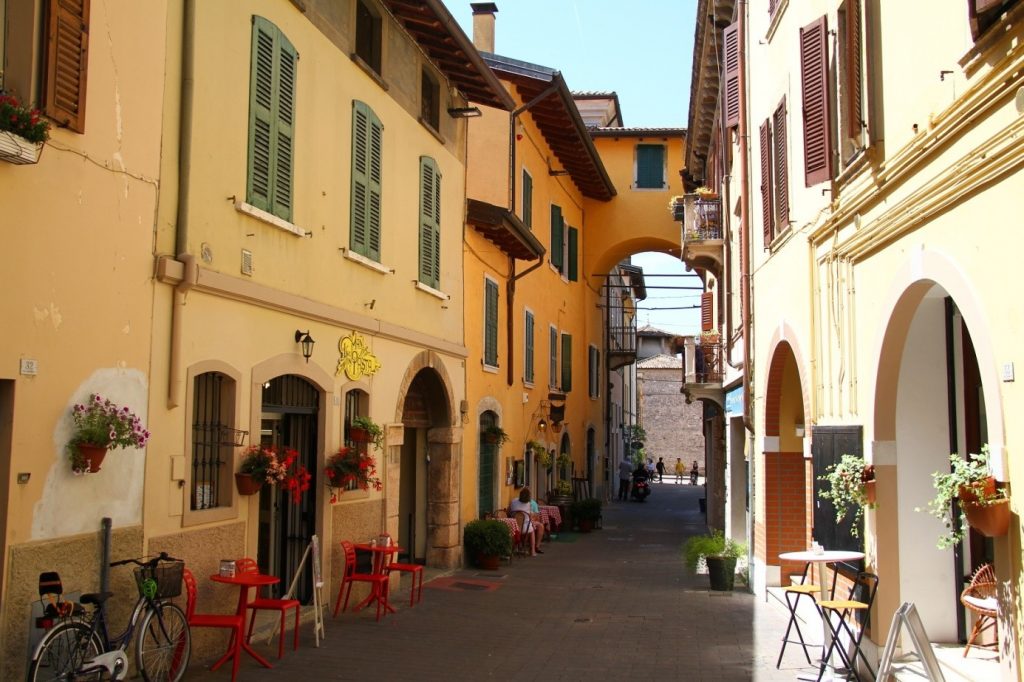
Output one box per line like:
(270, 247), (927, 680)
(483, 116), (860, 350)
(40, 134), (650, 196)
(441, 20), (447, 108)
(67, 393), (150, 473)
(818, 455), (876, 537)
(923, 446), (1010, 548)
(464, 519), (513, 569)
(482, 425), (510, 446)
(529, 441), (552, 468)
(699, 328), (720, 345)
(348, 416), (384, 450)
(570, 498), (602, 532)
(682, 530), (746, 591)
(236, 445), (311, 503)
(694, 185), (719, 200)
(667, 195), (686, 220)
(0, 91), (50, 164)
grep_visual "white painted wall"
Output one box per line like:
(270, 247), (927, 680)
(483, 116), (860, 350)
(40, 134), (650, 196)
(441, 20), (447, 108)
(726, 417), (747, 545)
(34, 370), (148, 540)
(895, 289), (958, 641)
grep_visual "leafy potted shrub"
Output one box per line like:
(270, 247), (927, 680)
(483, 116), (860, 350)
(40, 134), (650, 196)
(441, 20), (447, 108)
(683, 530), (746, 591)
(348, 416), (384, 450)
(529, 441), (552, 468)
(482, 425), (510, 446)
(570, 498), (602, 532)
(923, 446), (1009, 548)
(818, 455), (876, 537)
(324, 446), (382, 493)
(67, 393), (150, 473)
(464, 519), (513, 570)
(667, 194), (686, 220)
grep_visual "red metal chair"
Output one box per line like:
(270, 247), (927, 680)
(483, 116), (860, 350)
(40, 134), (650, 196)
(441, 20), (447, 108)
(183, 568), (244, 682)
(235, 557), (300, 659)
(333, 540), (390, 621)
(379, 533), (424, 607)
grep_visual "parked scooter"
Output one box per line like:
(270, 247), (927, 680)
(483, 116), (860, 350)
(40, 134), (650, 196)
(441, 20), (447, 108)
(631, 473), (651, 502)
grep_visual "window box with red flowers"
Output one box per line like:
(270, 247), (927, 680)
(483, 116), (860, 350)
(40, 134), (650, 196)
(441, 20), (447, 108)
(236, 444), (311, 504)
(0, 92), (50, 165)
(324, 446), (382, 494)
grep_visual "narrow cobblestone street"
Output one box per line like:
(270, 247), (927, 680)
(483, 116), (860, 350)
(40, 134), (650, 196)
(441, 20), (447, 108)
(190, 481), (807, 681)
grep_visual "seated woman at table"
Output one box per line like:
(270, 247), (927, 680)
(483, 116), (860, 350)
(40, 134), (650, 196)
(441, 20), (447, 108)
(509, 488), (544, 555)
(529, 496), (551, 539)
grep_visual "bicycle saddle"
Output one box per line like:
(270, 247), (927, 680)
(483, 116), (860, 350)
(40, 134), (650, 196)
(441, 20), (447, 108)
(80, 591), (114, 606)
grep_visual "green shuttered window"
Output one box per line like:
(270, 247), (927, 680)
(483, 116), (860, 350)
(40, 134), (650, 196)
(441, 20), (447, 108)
(484, 279), (499, 367)
(418, 156), (441, 288)
(561, 333), (573, 392)
(522, 169), (533, 229)
(524, 311), (535, 384)
(247, 16), (298, 221)
(567, 226), (578, 282)
(549, 326), (558, 388)
(550, 204), (564, 271)
(351, 100), (383, 260)
(635, 144), (665, 189)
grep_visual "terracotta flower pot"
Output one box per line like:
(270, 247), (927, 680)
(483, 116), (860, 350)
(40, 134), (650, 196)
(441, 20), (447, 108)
(76, 444), (108, 473)
(476, 554), (500, 570)
(578, 519), (594, 533)
(234, 472), (263, 495)
(863, 480), (877, 505)
(348, 426), (372, 443)
(958, 477), (1010, 537)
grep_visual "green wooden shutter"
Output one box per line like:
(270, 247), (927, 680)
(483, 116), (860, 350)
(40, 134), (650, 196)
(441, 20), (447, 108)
(522, 170), (533, 229)
(368, 115), (383, 260)
(636, 144), (665, 189)
(247, 17), (296, 220)
(550, 205), (564, 272)
(272, 33), (297, 221)
(248, 18), (276, 212)
(567, 226), (579, 282)
(419, 157), (441, 288)
(524, 311), (535, 383)
(484, 279), (499, 366)
(561, 333), (573, 392)
(351, 101), (382, 259)
(549, 326), (558, 387)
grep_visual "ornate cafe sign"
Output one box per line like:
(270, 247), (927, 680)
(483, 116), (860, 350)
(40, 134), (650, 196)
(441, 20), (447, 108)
(336, 331), (382, 380)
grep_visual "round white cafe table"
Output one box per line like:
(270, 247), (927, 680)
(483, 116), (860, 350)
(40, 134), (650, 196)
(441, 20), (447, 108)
(779, 550), (865, 680)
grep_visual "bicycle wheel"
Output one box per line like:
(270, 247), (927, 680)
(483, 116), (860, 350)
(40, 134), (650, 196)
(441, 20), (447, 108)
(135, 601), (190, 682)
(28, 620), (103, 682)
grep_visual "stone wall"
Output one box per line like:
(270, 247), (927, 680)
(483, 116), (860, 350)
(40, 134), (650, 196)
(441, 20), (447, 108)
(638, 366), (705, 475)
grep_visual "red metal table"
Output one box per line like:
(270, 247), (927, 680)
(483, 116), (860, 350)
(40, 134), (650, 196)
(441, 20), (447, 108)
(352, 543), (401, 616)
(209, 572), (280, 670)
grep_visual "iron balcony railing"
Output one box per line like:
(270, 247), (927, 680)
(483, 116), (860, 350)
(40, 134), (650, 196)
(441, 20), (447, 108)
(682, 195), (723, 241)
(679, 335), (723, 386)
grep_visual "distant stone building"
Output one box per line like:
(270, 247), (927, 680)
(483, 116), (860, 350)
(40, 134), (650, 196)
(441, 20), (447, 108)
(636, 353), (704, 476)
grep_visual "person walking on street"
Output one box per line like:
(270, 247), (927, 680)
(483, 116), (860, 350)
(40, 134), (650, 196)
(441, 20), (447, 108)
(690, 460), (700, 485)
(674, 457), (685, 484)
(655, 458), (665, 482)
(618, 458), (633, 501)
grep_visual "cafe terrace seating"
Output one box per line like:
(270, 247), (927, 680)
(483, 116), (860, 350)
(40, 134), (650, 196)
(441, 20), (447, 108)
(235, 557), (300, 659)
(333, 540), (390, 621)
(183, 568), (244, 682)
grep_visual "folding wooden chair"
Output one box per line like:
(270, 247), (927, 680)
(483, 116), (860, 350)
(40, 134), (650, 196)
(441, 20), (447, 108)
(817, 571), (879, 682)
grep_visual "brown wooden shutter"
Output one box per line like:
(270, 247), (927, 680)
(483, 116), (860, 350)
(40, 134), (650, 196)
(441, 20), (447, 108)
(845, 0), (863, 138)
(701, 292), (714, 331)
(773, 98), (789, 230)
(759, 119), (773, 248)
(723, 22), (740, 128)
(969, 0), (1007, 39)
(800, 15), (832, 186)
(43, 0), (90, 132)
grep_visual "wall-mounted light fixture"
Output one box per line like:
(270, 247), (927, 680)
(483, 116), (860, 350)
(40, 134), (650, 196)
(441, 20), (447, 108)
(447, 106), (482, 118)
(795, 424), (805, 438)
(537, 417), (547, 431)
(294, 330), (315, 363)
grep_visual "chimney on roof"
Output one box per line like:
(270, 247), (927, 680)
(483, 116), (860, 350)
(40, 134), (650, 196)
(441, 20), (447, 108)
(471, 3), (498, 53)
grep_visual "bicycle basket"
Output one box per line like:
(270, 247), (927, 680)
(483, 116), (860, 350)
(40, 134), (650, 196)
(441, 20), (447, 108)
(134, 561), (184, 600)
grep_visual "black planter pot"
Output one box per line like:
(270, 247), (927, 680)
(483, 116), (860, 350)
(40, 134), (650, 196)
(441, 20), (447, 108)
(706, 556), (737, 591)
(698, 497), (707, 514)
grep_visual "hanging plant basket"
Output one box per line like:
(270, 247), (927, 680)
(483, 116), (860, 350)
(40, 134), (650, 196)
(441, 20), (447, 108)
(234, 472), (263, 496)
(0, 130), (44, 165)
(75, 444), (108, 473)
(863, 480), (877, 505)
(959, 479), (1010, 537)
(348, 426), (373, 443)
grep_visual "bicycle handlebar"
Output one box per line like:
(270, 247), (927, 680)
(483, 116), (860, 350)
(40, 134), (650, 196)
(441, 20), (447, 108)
(109, 551), (180, 568)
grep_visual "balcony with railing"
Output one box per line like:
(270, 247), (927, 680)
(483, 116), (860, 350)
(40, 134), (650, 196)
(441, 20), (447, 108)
(607, 322), (638, 370)
(678, 333), (725, 403)
(677, 193), (724, 274)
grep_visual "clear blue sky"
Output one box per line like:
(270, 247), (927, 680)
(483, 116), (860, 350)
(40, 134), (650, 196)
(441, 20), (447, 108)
(447, 1), (703, 336)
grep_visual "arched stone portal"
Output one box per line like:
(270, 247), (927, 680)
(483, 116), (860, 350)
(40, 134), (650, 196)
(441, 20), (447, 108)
(393, 352), (459, 568)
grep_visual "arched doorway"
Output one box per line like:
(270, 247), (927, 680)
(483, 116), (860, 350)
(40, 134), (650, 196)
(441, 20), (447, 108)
(398, 364), (454, 565)
(477, 411), (498, 517)
(258, 375), (319, 601)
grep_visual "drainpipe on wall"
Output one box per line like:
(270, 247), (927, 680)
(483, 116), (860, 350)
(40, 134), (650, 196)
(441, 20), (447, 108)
(168, 0), (196, 409)
(737, 0), (753, 433)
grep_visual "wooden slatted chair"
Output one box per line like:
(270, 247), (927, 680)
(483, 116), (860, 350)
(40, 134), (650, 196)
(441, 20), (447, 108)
(235, 557), (300, 659)
(961, 563), (998, 658)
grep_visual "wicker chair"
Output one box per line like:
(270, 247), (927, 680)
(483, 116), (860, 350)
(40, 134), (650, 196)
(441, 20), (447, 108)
(961, 563), (998, 658)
